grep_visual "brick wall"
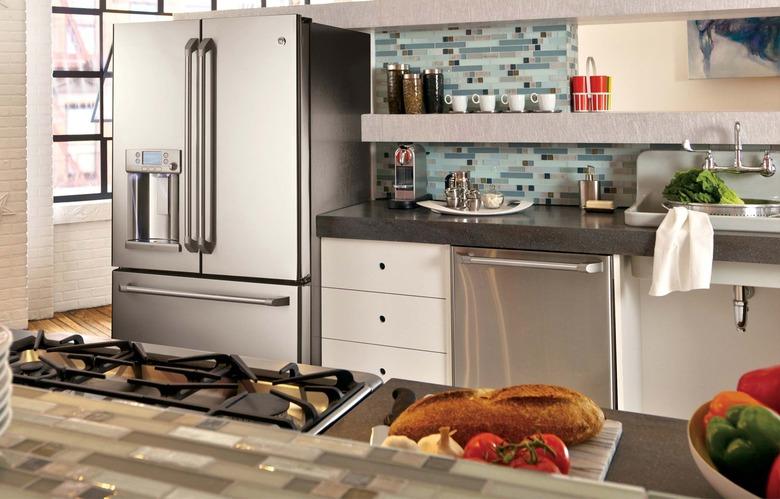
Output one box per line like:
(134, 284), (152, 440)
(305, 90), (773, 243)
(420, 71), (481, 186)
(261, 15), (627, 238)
(53, 219), (112, 313)
(26, 0), (53, 320)
(0, 0), (28, 328)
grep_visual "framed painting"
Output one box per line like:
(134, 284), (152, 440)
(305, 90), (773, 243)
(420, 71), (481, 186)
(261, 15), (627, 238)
(687, 17), (780, 79)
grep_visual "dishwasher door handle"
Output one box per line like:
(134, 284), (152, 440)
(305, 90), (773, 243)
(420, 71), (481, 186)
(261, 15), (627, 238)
(118, 284), (290, 306)
(459, 255), (604, 273)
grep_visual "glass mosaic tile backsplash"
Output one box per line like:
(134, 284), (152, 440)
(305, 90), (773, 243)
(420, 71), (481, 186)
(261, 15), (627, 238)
(376, 143), (643, 207)
(374, 22), (578, 113)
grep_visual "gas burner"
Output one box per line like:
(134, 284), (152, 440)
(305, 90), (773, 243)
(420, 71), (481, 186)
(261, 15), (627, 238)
(7, 331), (371, 434)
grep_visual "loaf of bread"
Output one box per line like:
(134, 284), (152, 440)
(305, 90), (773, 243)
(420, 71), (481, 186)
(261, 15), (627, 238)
(388, 384), (604, 446)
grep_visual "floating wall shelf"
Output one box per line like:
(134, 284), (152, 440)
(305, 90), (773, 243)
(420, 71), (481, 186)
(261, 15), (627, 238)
(361, 112), (780, 145)
(176, 0), (780, 30)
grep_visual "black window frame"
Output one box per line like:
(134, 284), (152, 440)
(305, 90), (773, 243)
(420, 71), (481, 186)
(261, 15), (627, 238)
(52, 0), (314, 203)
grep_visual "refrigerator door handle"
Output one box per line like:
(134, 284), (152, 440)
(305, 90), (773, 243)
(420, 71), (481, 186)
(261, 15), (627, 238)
(198, 38), (216, 254)
(459, 255), (604, 274)
(183, 38), (199, 253)
(118, 284), (290, 307)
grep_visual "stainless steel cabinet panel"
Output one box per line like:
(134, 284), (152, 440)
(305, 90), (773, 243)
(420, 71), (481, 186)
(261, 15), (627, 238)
(200, 15), (303, 281)
(112, 20), (201, 273)
(452, 247), (615, 408)
(113, 270), (301, 360)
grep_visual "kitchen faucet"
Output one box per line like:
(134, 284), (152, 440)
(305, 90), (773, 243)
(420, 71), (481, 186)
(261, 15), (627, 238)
(682, 121), (776, 177)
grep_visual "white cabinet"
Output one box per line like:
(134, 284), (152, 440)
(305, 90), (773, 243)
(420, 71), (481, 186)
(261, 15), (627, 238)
(320, 238), (451, 384)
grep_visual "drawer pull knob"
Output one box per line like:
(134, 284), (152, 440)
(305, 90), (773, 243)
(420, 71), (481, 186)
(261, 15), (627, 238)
(379, 315), (386, 323)
(379, 262), (386, 270)
(380, 368), (386, 375)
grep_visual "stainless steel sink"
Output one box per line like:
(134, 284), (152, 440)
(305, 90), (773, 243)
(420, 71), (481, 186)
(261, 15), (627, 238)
(625, 150), (780, 233)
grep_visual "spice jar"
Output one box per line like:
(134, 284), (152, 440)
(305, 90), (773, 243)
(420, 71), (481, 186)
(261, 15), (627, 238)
(386, 63), (409, 114)
(423, 68), (444, 114)
(402, 73), (424, 114)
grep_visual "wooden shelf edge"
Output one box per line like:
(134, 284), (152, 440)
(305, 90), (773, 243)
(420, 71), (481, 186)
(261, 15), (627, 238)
(361, 112), (780, 145)
(176, 0), (780, 30)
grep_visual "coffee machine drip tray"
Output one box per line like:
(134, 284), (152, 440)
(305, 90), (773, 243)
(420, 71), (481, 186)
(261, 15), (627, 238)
(125, 239), (182, 252)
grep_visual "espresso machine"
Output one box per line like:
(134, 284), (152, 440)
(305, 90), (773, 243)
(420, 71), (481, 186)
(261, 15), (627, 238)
(124, 148), (182, 251)
(388, 143), (432, 209)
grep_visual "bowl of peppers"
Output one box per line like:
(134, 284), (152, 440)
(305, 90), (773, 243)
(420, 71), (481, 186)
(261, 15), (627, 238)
(688, 364), (780, 498)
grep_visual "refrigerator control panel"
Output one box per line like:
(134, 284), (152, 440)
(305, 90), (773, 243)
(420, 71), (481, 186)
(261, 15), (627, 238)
(126, 149), (181, 174)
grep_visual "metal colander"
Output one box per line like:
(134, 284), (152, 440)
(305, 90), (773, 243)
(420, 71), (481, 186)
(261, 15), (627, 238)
(662, 198), (780, 217)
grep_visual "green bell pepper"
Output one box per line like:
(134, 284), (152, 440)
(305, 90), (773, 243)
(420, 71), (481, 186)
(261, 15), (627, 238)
(706, 405), (780, 495)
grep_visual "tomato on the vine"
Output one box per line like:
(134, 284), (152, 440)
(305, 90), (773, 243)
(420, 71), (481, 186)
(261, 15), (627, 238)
(532, 434), (570, 475)
(462, 433), (506, 463)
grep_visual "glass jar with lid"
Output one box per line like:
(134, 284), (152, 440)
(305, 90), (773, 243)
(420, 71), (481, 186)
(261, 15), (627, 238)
(386, 63), (409, 114)
(402, 73), (424, 114)
(422, 68), (444, 113)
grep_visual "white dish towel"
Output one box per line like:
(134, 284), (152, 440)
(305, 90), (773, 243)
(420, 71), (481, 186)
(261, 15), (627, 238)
(649, 207), (714, 297)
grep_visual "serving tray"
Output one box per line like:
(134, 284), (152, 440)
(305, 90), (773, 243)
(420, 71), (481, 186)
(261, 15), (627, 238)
(370, 419), (622, 482)
(418, 199), (533, 216)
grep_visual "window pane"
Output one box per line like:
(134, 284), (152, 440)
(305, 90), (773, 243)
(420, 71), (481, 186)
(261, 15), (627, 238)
(106, 0), (160, 11)
(53, 78), (100, 135)
(103, 77), (113, 137)
(107, 140), (113, 193)
(52, 13), (100, 71)
(164, 0), (213, 13)
(53, 141), (101, 197)
(218, 0), (263, 9)
(52, 0), (99, 7)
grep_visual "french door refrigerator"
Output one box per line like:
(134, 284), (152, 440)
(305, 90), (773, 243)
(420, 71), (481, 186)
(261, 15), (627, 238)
(111, 14), (369, 363)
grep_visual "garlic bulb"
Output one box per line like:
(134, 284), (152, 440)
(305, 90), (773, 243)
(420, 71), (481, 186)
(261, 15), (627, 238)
(416, 426), (464, 457)
(381, 435), (419, 451)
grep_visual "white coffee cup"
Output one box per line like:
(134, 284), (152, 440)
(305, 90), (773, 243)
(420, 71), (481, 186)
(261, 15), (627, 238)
(471, 94), (497, 112)
(444, 94), (469, 113)
(530, 92), (556, 112)
(501, 94), (525, 112)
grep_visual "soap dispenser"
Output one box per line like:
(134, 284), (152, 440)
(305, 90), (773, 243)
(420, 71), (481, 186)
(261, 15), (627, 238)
(578, 165), (600, 208)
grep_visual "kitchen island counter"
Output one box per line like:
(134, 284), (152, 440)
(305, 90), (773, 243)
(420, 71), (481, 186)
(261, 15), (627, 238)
(316, 201), (780, 265)
(324, 378), (719, 498)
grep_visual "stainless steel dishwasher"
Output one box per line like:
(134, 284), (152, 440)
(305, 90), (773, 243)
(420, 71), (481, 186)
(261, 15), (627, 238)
(453, 247), (615, 408)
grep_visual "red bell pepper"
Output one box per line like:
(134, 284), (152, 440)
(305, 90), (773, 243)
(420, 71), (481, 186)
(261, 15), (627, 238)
(768, 455), (780, 499)
(738, 364), (780, 414)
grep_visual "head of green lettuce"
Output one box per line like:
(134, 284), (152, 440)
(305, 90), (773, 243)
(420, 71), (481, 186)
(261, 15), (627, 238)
(663, 169), (745, 205)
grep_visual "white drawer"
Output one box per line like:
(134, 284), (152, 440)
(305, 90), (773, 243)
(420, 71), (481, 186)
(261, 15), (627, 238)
(322, 288), (448, 353)
(321, 238), (450, 298)
(322, 338), (448, 384)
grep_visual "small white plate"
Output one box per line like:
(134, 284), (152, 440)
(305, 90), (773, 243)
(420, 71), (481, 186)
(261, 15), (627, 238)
(418, 200), (533, 216)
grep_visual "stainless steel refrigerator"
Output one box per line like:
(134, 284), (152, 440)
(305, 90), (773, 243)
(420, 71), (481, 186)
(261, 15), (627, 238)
(111, 14), (369, 363)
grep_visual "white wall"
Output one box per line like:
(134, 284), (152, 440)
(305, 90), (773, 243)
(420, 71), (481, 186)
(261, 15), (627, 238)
(578, 21), (780, 112)
(26, 0), (53, 320)
(53, 217), (112, 312)
(0, 0), (28, 329)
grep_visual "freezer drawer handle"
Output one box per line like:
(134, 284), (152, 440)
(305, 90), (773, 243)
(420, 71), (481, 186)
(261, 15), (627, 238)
(118, 284), (290, 306)
(460, 255), (604, 274)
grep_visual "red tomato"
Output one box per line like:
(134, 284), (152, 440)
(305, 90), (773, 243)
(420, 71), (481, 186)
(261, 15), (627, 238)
(463, 433), (507, 463)
(510, 452), (562, 474)
(534, 434), (570, 475)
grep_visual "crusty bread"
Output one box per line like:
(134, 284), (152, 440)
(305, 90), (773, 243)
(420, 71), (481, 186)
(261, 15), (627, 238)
(388, 384), (604, 446)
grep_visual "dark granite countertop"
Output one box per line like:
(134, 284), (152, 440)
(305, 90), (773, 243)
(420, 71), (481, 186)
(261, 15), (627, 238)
(316, 201), (780, 264)
(325, 379), (718, 498)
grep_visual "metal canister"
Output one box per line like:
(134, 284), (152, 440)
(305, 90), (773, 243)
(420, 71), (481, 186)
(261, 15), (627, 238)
(422, 68), (444, 114)
(402, 73), (424, 114)
(386, 63), (409, 114)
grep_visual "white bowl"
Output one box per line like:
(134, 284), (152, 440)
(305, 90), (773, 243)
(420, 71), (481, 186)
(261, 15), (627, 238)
(688, 402), (759, 498)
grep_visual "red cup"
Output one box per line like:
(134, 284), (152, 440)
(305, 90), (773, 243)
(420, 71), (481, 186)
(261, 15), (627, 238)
(589, 75), (610, 93)
(570, 75), (587, 93)
(572, 93), (589, 112)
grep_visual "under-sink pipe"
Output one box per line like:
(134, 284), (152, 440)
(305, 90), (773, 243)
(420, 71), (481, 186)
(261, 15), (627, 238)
(733, 285), (755, 333)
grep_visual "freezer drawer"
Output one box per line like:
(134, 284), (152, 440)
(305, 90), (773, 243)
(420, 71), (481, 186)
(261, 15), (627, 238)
(113, 270), (304, 361)
(453, 247), (615, 408)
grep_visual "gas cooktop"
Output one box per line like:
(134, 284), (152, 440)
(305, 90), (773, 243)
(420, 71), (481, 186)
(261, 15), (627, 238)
(8, 331), (382, 434)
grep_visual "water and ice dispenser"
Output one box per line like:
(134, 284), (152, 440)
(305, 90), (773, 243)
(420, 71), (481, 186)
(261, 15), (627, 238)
(125, 149), (182, 251)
